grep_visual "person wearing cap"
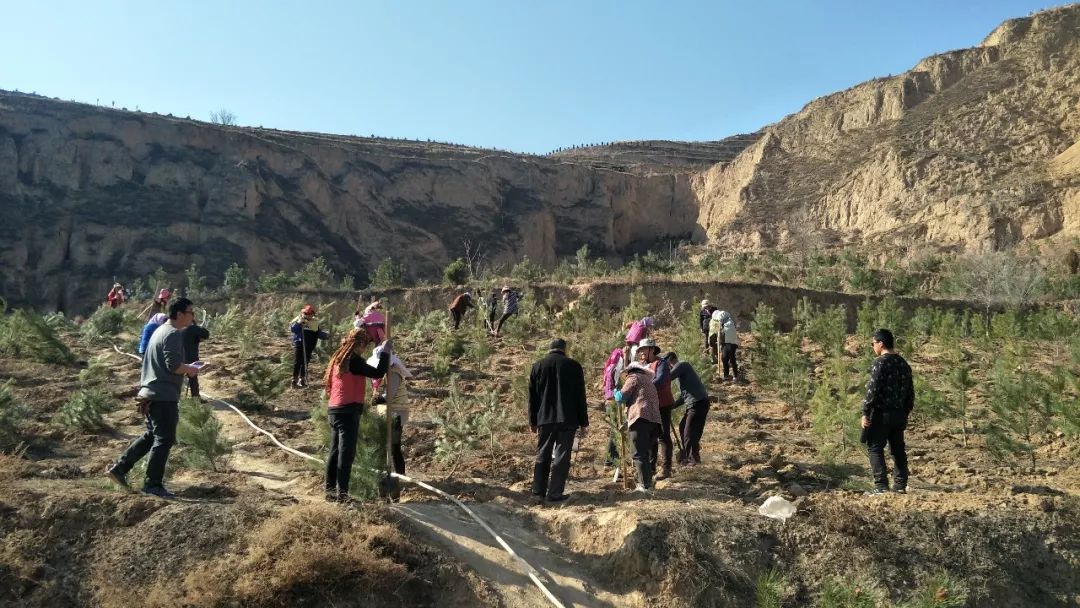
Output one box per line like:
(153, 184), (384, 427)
(494, 286), (522, 337)
(617, 359), (661, 491)
(448, 291), (475, 330)
(150, 288), (172, 317)
(699, 300), (717, 351)
(638, 338), (675, 480)
(861, 329), (915, 494)
(137, 313), (169, 355)
(717, 310), (741, 382)
(290, 304), (329, 388)
(106, 283), (127, 309)
(664, 353), (710, 466)
(528, 338), (589, 503)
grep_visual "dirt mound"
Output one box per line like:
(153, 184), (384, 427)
(0, 462), (482, 608)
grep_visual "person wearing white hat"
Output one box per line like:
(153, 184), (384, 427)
(699, 299), (718, 351)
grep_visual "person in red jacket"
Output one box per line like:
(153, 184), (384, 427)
(106, 283), (126, 308)
(322, 329), (390, 502)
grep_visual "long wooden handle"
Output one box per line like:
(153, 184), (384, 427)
(384, 311), (394, 474)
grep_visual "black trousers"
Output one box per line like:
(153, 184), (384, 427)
(390, 414), (405, 475)
(187, 375), (200, 399)
(450, 308), (464, 329)
(866, 410), (910, 490)
(495, 310), (516, 333)
(679, 400), (710, 464)
(629, 419), (660, 488)
(486, 308), (498, 331)
(115, 400), (178, 490)
(292, 339), (317, 381)
(721, 343), (739, 378)
(531, 423), (576, 498)
(651, 407), (674, 469)
(326, 406), (362, 495)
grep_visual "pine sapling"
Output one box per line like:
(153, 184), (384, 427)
(177, 397), (231, 471)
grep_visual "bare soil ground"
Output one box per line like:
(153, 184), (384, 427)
(2, 292), (1079, 607)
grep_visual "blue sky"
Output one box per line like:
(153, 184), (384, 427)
(0, 0), (1062, 153)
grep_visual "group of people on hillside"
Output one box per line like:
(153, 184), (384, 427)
(106, 281), (915, 503)
(447, 286), (522, 335)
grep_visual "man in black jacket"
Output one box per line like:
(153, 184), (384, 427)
(181, 318), (210, 400)
(528, 338), (588, 503)
(861, 329), (915, 494)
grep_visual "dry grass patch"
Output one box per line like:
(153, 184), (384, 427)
(144, 503), (422, 607)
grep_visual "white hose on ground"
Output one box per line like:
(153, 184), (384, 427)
(111, 344), (568, 608)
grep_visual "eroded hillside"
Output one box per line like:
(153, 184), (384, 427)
(694, 5), (1080, 251)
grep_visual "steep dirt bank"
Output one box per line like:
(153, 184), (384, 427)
(226, 278), (984, 332)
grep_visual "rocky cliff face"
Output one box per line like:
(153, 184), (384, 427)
(693, 4), (1080, 252)
(2, 5), (1078, 312)
(0, 96), (705, 311)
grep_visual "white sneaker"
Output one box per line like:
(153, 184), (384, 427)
(634, 484), (648, 493)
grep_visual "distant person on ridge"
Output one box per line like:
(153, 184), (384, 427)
(638, 339), (675, 481)
(107, 297), (205, 498)
(106, 283), (126, 308)
(861, 329), (914, 495)
(494, 286), (522, 337)
(528, 338), (589, 503)
(448, 291), (474, 330)
(699, 299), (717, 351)
(290, 304), (329, 388)
(323, 329), (390, 502)
(617, 359), (661, 491)
(181, 315), (210, 400)
(137, 313), (168, 355)
(153, 288), (171, 315)
(664, 352), (710, 466)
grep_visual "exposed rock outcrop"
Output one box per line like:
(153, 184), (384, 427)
(2, 4), (1079, 312)
(0, 96), (702, 311)
(694, 4), (1080, 252)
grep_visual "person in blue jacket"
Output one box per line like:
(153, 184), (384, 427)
(290, 304), (329, 388)
(137, 314), (169, 355)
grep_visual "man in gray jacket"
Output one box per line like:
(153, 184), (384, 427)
(107, 297), (204, 498)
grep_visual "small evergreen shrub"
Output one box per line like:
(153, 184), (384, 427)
(177, 397), (232, 471)
(241, 360), (288, 409)
(0, 380), (29, 450)
(57, 388), (115, 431)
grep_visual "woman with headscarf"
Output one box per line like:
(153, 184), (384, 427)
(106, 283), (126, 309)
(617, 358), (662, 492)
